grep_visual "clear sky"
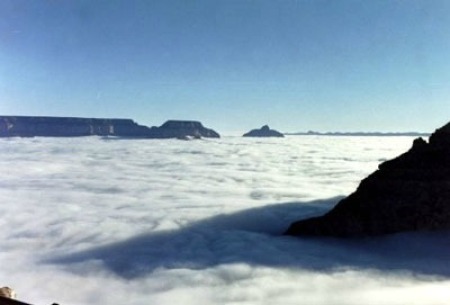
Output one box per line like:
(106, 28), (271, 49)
(1, 0), (449, 134)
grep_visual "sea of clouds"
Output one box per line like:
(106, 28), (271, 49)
(0, 135), (449, 305)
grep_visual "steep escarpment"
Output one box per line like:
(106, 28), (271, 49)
(0, 116), (150, 137)
(0, 116), (220, 139)
(285, 121), (450, 237)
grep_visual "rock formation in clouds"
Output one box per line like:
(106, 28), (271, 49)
(0, 116), (220, 139)
(285, 121), (450, 237)
(243, 125), (284, 137)
(148, 120), (220, 139)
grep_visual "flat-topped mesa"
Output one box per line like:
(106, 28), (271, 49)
(285, 121), (450, 237)
(0, 116), (220, 139)
(243, 125), (284, 137)
(0, 116), (148, 137)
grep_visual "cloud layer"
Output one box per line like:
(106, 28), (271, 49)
(0, 136), (448, 305)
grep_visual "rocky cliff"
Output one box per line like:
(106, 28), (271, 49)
(0, 116), (220, 139)
(243, 125), (284, 137)
(285, 121), (450, 237)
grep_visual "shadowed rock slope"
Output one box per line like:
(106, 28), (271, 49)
(285, 121), (450, 237)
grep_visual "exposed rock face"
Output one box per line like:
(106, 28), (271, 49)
(0, 287), (16, 299)
(0, 116), (220, 139)
(243, 125), (284, 137)
(285, 121), (450, 237)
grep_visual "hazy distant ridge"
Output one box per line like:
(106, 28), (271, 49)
(286, 131), (431, 136)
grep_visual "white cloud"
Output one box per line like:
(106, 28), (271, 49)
(0, 135), (448, 305)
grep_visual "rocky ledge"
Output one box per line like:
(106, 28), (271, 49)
(0, 116), (220, 139)
(285, 121), (450, 237)
(243, 125), (284, 137)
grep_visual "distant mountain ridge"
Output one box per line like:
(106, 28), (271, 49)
(286, 130), (430, 136)
(0, 116), (220, 139)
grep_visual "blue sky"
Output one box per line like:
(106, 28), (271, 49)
(1, 0), (449, 134)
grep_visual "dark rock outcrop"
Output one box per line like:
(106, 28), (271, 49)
(285, 121), (450, 237)
(148, 120), (220, 139)
(243, 125), (284, 137)
(0, 116), (220, 139)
